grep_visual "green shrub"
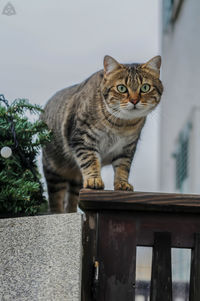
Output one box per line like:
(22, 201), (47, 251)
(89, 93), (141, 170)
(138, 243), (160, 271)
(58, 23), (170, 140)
(0, 96), (51, 216)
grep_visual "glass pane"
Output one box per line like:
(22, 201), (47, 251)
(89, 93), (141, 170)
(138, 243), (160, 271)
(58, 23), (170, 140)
(171, 248), (191, 301)
(135, 246), (152, 301)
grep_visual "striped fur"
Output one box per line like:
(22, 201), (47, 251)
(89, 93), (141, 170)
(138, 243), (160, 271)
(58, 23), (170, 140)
(41, 55), (163, 213)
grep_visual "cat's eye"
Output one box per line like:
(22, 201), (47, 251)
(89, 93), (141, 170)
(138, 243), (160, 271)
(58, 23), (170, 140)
(117, 85), (128, 93)
(140, 84), (151, 93)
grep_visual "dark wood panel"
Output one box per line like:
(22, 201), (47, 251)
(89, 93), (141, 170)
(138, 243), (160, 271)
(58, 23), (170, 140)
(79, 189), (200, 213)
(97, 212), (136, 301)
(81, 212), (98, 301)
(134, 212), (200, 248)
(189, 233), (200, 301)
(150, 232), (172, 301)
(81, 191), (200, 300)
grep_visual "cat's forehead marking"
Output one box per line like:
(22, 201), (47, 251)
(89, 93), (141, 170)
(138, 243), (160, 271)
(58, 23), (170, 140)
(126, 65), (140, 91)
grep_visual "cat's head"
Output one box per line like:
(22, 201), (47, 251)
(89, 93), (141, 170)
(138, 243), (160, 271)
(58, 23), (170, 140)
(101, 55), (163, 120)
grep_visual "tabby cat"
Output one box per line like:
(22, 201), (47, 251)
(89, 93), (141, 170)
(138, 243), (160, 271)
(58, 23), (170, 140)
(41, 55), (163, 213)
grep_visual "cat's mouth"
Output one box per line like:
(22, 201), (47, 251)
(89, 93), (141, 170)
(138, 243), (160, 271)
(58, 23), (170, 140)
(130, 104), (139, 110)
(128, 102), (140, 110)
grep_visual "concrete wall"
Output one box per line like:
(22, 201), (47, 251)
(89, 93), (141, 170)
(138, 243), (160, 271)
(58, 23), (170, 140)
(0, 213), (82, 301)
(160, 0), (200, 192)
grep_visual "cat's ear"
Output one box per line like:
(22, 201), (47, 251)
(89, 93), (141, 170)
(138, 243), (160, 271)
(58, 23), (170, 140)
(104, 55), (122, 75)
(142, 55), (161, 76)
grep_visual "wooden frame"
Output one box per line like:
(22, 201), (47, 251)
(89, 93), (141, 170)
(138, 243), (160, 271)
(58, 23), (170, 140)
(80, 190), (200, 301)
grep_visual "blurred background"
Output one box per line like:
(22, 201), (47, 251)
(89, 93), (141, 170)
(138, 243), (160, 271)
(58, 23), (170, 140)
(1, 1), (200, 300)
(0, 0), (160, 192)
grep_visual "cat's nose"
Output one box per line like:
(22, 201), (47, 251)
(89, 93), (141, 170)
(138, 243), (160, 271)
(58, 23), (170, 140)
(129, 98), (140, 105)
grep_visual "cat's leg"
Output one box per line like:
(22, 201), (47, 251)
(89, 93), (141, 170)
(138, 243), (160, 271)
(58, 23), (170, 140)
(74, 147), (104, 189)
(43, 167), (68, 213)
(66, 186), (80, 212)
(65, 173), (82, 213)
(112, 155), (134, 191)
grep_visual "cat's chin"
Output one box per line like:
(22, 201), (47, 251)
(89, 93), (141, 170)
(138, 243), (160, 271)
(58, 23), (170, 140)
(116, 108), (151, 120)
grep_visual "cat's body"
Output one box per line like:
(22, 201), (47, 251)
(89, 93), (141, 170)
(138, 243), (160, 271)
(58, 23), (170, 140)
(41, 56), (163, 213)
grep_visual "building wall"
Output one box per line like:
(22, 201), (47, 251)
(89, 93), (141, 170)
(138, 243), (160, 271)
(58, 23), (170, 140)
(160, 0), (200, 192)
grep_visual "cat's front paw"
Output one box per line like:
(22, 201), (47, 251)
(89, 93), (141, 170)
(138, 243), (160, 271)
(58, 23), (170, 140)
(84, 177), (105, 190)
(114, 181), (134, 191)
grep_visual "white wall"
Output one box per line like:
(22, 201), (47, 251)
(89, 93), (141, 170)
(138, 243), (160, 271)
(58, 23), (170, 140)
(1, 0), (161, 192)
(160, 0), (200, 192)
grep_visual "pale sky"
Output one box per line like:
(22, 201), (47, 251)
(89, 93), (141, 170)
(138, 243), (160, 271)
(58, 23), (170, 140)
(0, 0), (161, 191)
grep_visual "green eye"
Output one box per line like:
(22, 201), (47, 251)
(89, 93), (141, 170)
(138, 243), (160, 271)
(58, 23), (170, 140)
(117, 84), (127, 93)
(141, 84), (151, 93)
